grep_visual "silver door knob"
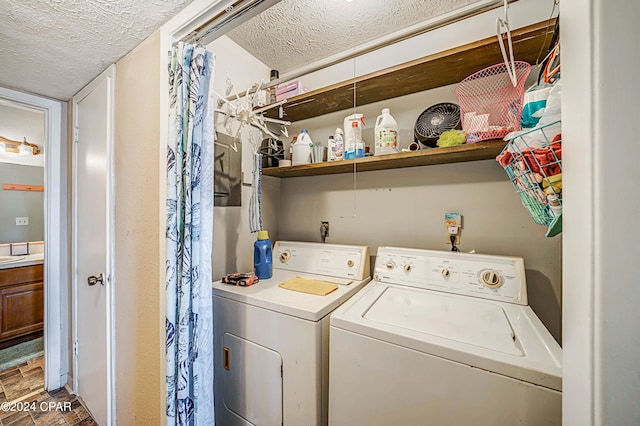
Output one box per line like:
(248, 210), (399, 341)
(88, 273), (104, 286)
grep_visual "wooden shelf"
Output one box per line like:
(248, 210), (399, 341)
(266, 20), (554, 123)
(262, 140), (506, 178)
(2, 184), (44, 192)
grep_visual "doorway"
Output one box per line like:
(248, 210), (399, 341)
(0, 87), (67, 395)
(0, 100), (46, 404)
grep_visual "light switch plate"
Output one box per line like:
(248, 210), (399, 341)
(16, 217), (29, 226)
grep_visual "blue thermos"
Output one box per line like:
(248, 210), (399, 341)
(254, 230), (273, 279)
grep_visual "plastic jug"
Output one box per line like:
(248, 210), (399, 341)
(254, 230), (273, 279)
(374, 108), (399, 156)
(292, 130), (313, 165)
(344, 114), (365, 159)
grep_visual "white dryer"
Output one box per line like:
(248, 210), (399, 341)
(329, 247), (561, 426)
(213, 241), (370, 426)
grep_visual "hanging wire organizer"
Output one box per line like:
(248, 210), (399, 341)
(497, 120), (562, 227)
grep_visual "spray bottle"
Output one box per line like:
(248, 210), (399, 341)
(344, 114), (365, 159)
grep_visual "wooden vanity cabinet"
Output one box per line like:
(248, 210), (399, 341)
(0, 264), (44, 348)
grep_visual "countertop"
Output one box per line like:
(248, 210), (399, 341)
(0, 253), (44, 270)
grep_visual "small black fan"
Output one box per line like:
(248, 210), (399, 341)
(414, 103), (461, 148)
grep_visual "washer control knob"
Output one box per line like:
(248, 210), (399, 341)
(481, 269), (503, 288)
(404, 264), (412, 272)
(279, 250), (291, 263)
(347, 259), (355, 268)
(385, 261), (395, 270)
(441, 269), (451, 279)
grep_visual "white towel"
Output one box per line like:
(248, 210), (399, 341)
(249, 151), (263, 233)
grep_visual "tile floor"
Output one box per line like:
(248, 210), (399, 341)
(0, 357), (97, 425)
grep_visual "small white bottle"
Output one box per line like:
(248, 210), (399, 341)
(288, 135), (297, 161)
(547, 194), (562, 217)
(334, 128), (344, 161)
(374, 108), (399, 156)
(327, 136), (336, 161)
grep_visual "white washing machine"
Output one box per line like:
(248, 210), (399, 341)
(213, 241), (370, 426)
(329, 247), (562, 426)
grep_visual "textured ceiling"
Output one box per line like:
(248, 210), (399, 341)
(227, 0), (477, 73)
(0, 0), (194, 100)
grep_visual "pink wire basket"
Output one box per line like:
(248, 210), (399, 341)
(455, 61), (531, 143)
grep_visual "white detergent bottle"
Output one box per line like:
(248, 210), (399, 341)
(344, 114), (365, 160)
(334, 128), (344, 161)
(292, 130), (313, 165)
(374, 108), (399, 156)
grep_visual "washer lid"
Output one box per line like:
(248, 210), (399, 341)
(364, 287), (522, 356)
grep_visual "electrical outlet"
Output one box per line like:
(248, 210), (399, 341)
(444, 213), (462, 245)
(15, 217), (29, 226)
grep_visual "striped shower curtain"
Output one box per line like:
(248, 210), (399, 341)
(166, 42), (215, 425)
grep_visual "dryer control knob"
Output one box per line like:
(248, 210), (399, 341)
(347, 259), (355, 268)
(480, 269), (503, 288)
(441, 269), (451, 279)
(404, 264), (412, 272)
(279, 250), (291, 263)
(385, 261), (395, 270)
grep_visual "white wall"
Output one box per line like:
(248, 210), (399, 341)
(0, 163), (44, 242)
(562, 0), (640, 424)
(0, 103), (46, 242)
(207, 36), (281, 277)
(0, 103), (45, 167)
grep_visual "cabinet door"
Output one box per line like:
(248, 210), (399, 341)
(0, 282), (44, 340)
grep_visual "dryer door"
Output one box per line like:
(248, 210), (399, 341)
(222, 333), (283, 425)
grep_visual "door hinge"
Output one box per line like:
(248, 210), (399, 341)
(73, 340), (78, 358)
(73, 127), (79, 143)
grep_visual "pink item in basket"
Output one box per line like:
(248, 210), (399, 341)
(276, 80), (309, 102)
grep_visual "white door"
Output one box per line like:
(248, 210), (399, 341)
(222, 333), (283, 425)
(72, 65), (115, 425)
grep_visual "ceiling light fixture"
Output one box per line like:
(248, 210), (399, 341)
(0, 136), (40, 155)
(19, 138), (32, 156)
